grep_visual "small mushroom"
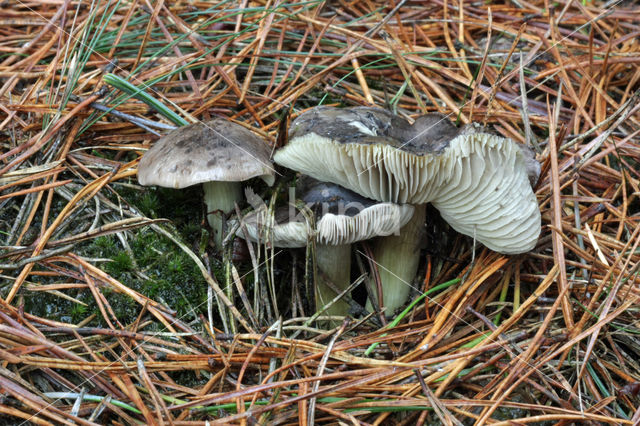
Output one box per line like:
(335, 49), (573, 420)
(137, 118), (275, 247)
(238, 180), (415, 318)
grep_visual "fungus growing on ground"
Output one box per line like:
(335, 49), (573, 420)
(238, 180), (414, 319)
(274, 106), (541, 314)
(137, 118), (275, 247)
(274, 106), (540, 254)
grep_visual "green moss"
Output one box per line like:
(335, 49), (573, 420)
(14, 174), (285, 331)
(70, 303), (88, 323)
(106, 251), (134, 275)
(18, 182), (212, 329)
(138, 192), (160, 217)
(94, 235), (118, 252)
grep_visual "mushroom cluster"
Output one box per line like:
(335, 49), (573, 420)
(275, 107), (541, 254)
(238, 178), (415, 318)
(137, 107), (541, 319)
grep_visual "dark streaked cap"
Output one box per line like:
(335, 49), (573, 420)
(138, 118), (275, 189)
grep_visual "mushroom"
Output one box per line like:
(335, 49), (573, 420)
(273, 106), (541, 314)
(238, 180), (415, 318)
(137, 118), (275, 247)
(273, 107), (457, 204)
(274, 106), (541, 254)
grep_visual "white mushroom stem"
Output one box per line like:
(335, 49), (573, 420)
(315, 243), (351, 318)
(367, 204), (426, 316)
(203, 181), (243, 248)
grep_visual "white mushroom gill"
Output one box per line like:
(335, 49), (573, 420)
(274, 130), (540, 254)
(273, 132), (455, 204)
(316, 203), (415, 245)
(431, 133), (541, 254)
(238, 208), (310, 248)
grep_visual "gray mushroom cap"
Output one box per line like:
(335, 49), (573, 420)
(274, 106), (541, 254)
(137, 118), (275, 188)
(238, 181), (415, 247)
(286, 106), (458, 155)
(299, 178), (381, 217)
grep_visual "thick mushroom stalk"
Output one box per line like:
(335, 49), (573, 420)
(203, 181), (243, 247)
(311, 203), (414, 318)
(304, 182), (415, 318)
(314, 244), (351, 318)
(367, 204), (425, 315)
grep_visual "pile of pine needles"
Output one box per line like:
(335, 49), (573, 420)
(1, 0), (639, 424)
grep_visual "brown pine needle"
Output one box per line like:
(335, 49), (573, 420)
(0, 1), (639, 424)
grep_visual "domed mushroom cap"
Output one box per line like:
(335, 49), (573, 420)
(274, 106), (541, 254)
(138, 118), (275, 189)
(238, 181), (415, 247)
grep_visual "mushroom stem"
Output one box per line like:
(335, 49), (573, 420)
(203, 181), (243, 248)
(367, 203), (426, 316)
(315, 243), (351, 319)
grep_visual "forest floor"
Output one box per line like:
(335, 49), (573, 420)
(1, 0), (639, 424)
